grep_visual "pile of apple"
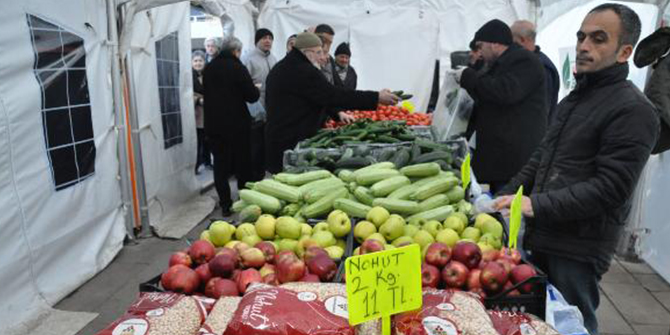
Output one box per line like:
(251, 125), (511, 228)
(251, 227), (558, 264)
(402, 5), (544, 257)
(352, 207), (505, 255)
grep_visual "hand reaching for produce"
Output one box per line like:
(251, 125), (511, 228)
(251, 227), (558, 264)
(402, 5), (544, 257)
(378, 89), (400, 105)
(337, 111), (356, 124)
(493, 195), (534, 218)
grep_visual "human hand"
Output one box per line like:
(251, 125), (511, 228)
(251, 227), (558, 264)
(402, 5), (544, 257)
(378, 89), (400, 105)
(494, 195), (534, 217)
(338, 112), (356, 124)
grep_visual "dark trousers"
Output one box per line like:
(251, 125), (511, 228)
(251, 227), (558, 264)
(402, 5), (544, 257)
(531, 251), (601, 335)
(266, 138), (298, 174)
(196, 128), (211, 171)
(249, 121), (266, 181)
(209, 136), (252, 209)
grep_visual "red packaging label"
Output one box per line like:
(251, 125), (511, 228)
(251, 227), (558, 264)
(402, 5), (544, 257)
(488, 311), (537, 335)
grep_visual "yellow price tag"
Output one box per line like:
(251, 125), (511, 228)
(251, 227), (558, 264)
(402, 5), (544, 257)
(345, 244), (422, 334)
(508, 186), (524, 249)
(461, 153), (471, 190)
(401, 100), (415, 113)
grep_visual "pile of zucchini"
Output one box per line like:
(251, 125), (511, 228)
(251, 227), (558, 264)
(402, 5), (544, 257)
(233, 161), (473, 223)
(299, 119), (417, 149)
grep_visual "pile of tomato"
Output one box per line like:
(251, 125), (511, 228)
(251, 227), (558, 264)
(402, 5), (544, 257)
(324, 105), (432, 129)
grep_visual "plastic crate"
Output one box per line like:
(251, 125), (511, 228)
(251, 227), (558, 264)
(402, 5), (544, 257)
(139, 274), (164, 292)
(484, 260), (548, 319)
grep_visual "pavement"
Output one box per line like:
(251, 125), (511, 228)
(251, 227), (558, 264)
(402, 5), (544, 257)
(54, 174), (670, 334)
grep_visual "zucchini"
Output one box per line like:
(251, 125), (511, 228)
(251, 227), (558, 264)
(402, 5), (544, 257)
(334, 198), (372, 218)
(388, 184), (418, 200)
(411, 172), (455, 188)
(232, 199), (249, 212)
(239, 189), (282, 214)
(400, 162), (441, 178)
(281, 170), (333, 186)
(355, 169), (401, 186)
(239, 205), (262, 223)
(370, 175), (411, 197)
(281, 203), (301, 216)
(302, 187), (349, 218)
(253, 179), (302, 203)
(406, 205), (454, 222)
(446, 185), (465, 203)
(418, 194), (450, 212)
(353, 186), (375, 206)
(338, 169), (355, 183)
(304, 184), (347, 204)
(412, 151), (452, 164)
(298, 177), (344, 193)
(372, 198), (420, 215)
(353, 162), (396, 176)
(411, 177), (459, 201)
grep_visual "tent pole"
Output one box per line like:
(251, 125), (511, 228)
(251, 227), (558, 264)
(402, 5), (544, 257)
(108, 0), (138, 240)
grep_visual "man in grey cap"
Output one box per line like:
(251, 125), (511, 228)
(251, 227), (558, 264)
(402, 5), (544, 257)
(265, 32), (399, 173)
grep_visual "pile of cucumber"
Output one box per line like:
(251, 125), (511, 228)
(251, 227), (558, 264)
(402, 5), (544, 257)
(299, 119), (417, 149)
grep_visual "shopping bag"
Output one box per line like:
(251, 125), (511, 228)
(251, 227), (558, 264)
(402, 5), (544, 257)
(545, 284), (590, 335)
(431, 72), (474, 141)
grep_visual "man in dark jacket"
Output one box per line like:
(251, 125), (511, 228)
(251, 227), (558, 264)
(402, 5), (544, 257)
(456, 19), (547, 193)
(204, 37), (260, 213)
(333, 42), (357, 90)
(265, 32), (399, 173)
(512, 20), (560, 124)
(495, 4), (659, 335)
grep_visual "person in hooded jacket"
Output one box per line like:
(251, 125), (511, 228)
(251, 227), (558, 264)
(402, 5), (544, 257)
(204, 37), (260, 214)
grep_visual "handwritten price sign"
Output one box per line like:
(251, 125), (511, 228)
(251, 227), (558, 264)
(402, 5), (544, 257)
(345, 244), (422, 334)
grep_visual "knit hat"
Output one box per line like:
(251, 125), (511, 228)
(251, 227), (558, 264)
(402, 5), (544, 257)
(293, 32), (322, 50)
(255, 28), (274, 44)
(335, 42), (351, 56)
(473, 19), (513, 46)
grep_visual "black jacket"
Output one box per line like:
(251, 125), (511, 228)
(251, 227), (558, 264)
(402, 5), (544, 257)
(461, 44), (548, 183)
(203, 52), (260, 139)
(265, 49), (378, 172)
(333, 63), (358, 90)
(499, 63), (659, 274)
(536, 47), (560, 124)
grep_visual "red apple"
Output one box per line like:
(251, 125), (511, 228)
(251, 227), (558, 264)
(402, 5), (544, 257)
(478, 260), (489, 270)
(306, 254), (337, 282)
(237, 268), (262, 294)
(216, 247), (240, 265)
(510, 264), (537, 293)
(421, 263), (441, 288)
(498, 247), (522, 265)
(169, 251), (193, 268)
(441, 261), (469, 288)
(480, 261), (509, 294)
(259, 263), (276, 278)
(424, 243), (452, 268)
(205, 278), (239, 298)
(161, 264), (190, 290)
(167, 265), (200, 294)
(263, 273), (279, 285)
(255, 241), (277, 264)
(232, 242), (251, 255)
(189, 240), (216, 265)
(240, 247), (266, 269)
(482, 249), (499, 263)
(451, 241), (482, 269)
(275, 250), (297, 264)
(360, 239), (385, 254)
(276, 253), (306, 283)
(470, 287), (487, 301)
(209, 254), (236, 278)
(195, 263), (213, 287)
(304, 246), (329, 263)
(467, 268), (482, 290)
(231, 269), (241, 282)
(495, 258), (514, 276)
(301, 273), (321, 282)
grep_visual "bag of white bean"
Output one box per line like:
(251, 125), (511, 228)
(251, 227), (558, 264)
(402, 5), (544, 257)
(197, 297), (242, 335)
(96, 292), (215, 335)
(488, 310), (561, 335)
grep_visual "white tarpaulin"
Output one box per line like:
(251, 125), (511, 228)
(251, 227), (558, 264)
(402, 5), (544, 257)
(639, 153), (670, 282)
(0, 0), (126, 332)
(127, 2), (203, 231)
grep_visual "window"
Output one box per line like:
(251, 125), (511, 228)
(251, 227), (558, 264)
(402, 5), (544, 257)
(156, 32), (183, 149)
(28, 14), (95, 191)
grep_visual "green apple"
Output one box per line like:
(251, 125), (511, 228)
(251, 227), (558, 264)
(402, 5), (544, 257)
(296, 236), (319, 258)
(461, 227), (481, 242)
(479, 233), (502, 249)
(235, 223), (257, 240)
(481, 220), (503, 239)
(478, 242), (495, 253)
(353, 247), (361, 256)
(459, 238), (477, 244)
(474, 213), (497, 230)
(276, 216), (301, 239)
(200, 230), (211, 242)
(385, 244), (396, 250)
(224, 240), (240, 249)
(408, 217), (427, 226)
(325, 246), (345, 261)
(300, 223), (313, 237)
(336, 239), (347, 250)
(423, 220), (443, 237)
(380, 219), (404, 241)
(241, 234), (262, 247)
(278, 238), (299, 252)
(451, 212), (469, 226)
(365, 233), (387, 244)
(209, 222), (233, 247)
(354, 221), (377, 243)
(327, 210), (351, 238)
(313, 221), (330, 233)
(443, 215), (466, 235)
(392, 236), (415, 247)
(413, 230), (434, 249)
(403, 224), (420, 238)
(366, 206), (390, 228)
(255, 214), (276, 240)
(435, 228), (460, 248)
(446, 185), (465, 203)
(312, 230), (336, 248)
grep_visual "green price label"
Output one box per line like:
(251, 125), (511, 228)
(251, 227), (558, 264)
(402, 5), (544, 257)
(345, 244), (422, 334)
(461, 153), (471, 190)
(508, 186), (524, 249)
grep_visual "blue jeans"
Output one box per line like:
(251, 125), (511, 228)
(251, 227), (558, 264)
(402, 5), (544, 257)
(531, 252), (600, 335)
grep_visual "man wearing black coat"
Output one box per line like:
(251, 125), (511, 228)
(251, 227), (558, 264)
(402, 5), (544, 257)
(265, 32), (399, 173)
(332, 42), (357, 90)
(495, 4), (659, 335)
(456, 19), (547, 193)
(204, 37), (260, 213)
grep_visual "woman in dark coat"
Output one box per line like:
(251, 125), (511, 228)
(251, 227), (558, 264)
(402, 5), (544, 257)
(203, 37), (260, 213)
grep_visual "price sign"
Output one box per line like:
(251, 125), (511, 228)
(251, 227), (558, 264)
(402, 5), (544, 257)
(345, 244), (422, 335)
(508, 186), (524, 249)
(461, 153), (471, 190)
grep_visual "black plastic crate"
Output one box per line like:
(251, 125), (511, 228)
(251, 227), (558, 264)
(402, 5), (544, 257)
(139, 274), (164, 292)
(484, 259), (547, 319)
